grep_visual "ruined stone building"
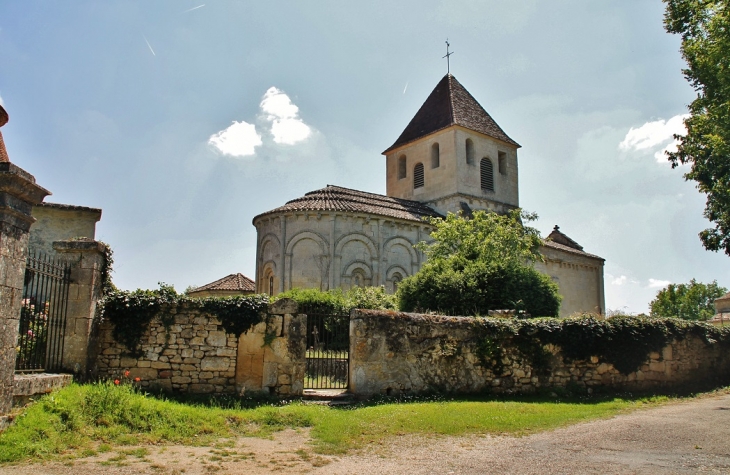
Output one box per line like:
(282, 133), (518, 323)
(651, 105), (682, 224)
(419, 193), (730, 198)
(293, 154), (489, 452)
(253, 74), (605, 316)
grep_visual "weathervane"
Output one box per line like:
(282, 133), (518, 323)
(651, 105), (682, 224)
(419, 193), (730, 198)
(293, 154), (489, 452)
(443, 39), (454, 74)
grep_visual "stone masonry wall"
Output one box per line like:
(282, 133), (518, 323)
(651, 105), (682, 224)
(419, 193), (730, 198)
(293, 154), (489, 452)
(94, 300), (305, 396)
(96, 304), (238, 393)
(350, 309), (730, 397)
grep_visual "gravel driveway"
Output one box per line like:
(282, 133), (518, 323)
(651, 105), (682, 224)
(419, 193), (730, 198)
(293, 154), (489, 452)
(2, 392), (729, 474)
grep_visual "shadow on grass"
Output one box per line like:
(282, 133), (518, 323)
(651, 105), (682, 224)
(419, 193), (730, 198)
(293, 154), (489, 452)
(139, 381), (730, 411)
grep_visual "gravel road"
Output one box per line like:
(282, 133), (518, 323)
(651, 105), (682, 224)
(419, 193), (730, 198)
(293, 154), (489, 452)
(2, 392), (729, 474)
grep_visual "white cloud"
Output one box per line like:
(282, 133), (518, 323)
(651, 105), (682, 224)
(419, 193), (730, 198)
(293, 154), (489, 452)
(611, 275), (627, 285)
(0, 94), (4, 107)
(648, 278), (671, 289)
(260, 87), (311, 145)
(619, 114), (689, 163)
(208, 120), (262, 157)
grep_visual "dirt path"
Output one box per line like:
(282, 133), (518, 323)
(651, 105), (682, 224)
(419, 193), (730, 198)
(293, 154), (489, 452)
(2, 392), (730, 474)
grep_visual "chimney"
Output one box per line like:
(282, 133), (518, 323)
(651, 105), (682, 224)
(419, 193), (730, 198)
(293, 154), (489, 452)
(0, 105), (9, 163)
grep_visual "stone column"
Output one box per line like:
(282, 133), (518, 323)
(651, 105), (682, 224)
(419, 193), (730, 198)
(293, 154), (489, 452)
(0, 104), (51, 417)
(52, 239), (105, 377)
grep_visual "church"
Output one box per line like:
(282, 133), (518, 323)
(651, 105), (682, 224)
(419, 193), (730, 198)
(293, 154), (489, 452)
(252, 74), (605, 317)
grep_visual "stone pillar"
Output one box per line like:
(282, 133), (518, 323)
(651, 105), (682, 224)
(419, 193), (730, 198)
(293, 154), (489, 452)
(0, 104), (51, 417)
(52, 239), (105, 376)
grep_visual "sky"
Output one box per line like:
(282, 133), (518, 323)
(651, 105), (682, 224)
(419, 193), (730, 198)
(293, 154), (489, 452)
(0, 0), (727, 313)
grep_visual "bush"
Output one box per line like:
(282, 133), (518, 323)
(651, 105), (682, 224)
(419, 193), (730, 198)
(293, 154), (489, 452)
(273, 286), (397, 314)
(397, 261), (561, 317)
(396, 209), (561, 317)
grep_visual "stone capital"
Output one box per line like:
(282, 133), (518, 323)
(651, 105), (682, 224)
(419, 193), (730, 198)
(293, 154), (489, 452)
(0, 163), (51, 232)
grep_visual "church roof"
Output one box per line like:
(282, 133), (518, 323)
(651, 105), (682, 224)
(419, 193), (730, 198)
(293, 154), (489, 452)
(543, 225), (604, 261)
(384, 74), (520, 153)
(253, 185), (443, 223)
(189, 273), (255, 294)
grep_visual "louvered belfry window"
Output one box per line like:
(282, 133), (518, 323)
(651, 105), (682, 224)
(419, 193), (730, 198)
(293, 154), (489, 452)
(480, 158), (494, 191)
(414, 163), (424, 189)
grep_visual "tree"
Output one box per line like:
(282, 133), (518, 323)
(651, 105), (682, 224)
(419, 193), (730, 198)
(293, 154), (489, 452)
(396, 210), (561, 317)
(649, 279), (727, 320)
(664, 1), (730, 255)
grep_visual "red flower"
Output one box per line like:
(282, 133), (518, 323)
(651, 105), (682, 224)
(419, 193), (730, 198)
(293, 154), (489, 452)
(134, 377), (141, 382)
(114, 379), (120, 385)
(124, 370), (130, 377)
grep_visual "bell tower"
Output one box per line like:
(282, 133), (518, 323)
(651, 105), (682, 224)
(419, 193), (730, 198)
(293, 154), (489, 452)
(383, 74), (520, 215)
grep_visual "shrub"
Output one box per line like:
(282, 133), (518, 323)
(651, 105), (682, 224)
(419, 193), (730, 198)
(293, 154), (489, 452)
(397, 261), (561, 317)
(273, 286), (396, 314)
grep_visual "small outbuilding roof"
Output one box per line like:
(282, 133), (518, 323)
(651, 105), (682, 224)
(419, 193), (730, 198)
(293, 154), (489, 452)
(253, 185), (443, 224)
(384, 74), (520, 153)
(190, 273), (255, 293)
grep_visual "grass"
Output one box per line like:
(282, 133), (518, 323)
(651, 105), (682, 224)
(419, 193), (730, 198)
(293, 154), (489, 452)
(0, 381), (674, 463)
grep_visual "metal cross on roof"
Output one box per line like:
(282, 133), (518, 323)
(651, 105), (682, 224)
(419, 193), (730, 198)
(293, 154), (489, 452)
(443, 39), (454, 74)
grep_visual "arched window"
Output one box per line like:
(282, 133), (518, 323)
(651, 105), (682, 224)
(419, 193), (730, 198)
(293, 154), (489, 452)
(431, 143), (440, 169)
(498, 151), (507, 175)
(398, 155), (407, 179)
(480, 158), (494, 191)
(465, 139), (475, 165)
(392, 272), (403, 292)
(268, 276), (274, 296)
(413, 163), (424, 189)
(352, 270), (365, 288)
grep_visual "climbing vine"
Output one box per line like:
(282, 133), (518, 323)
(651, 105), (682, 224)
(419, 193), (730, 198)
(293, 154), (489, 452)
(101, 284), (269, 355)
(472, 315), (730, 375)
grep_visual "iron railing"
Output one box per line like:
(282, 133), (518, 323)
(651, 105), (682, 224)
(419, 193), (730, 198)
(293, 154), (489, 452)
(304, 312), (349, 389)
(15, 252), (72, 372)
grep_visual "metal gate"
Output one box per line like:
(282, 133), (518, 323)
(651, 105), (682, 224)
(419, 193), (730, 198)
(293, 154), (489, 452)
(15, 252), (72, 373)
(304, 312), (349, 389)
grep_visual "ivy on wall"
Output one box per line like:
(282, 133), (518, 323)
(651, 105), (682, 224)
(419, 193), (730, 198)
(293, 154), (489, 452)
(473, 315), (730, 375)
(101, 284), (270, 355)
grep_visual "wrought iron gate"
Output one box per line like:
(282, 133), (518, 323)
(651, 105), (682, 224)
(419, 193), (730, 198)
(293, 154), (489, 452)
(15, 252), (72, 372)
(304, 312), (349, 389)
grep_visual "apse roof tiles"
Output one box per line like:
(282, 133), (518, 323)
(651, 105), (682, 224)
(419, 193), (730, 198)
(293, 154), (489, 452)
(253, 185), (443, 223)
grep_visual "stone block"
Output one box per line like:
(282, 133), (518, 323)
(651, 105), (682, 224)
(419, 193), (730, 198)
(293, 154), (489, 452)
(129, 368), (158, 380)
(120, 357), (138, 368)
(171, 376), (191, 384)
(206, 331), (227, 347)
(150, 361), (171, 369)
(268, 298), (297, 315)
(201, 357), (230, 371)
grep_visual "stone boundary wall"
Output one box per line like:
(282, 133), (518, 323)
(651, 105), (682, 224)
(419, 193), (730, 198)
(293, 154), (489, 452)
(349, 310), (730, 396)
(94, 300), (305, 396)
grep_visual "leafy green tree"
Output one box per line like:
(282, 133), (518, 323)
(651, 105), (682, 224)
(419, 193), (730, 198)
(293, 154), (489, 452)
(663, 1), (730, 255)
(397, 210), (561, 317)
(649, 279), (727, 320)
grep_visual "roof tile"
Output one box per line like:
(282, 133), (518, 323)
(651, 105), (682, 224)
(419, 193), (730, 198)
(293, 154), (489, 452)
(253, 185), (443, 223)
(384, 74), (519, 153)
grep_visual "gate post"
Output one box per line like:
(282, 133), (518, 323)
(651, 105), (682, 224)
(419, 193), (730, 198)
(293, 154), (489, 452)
(52, 239), (106, 377)
(0, 105), (51, 421)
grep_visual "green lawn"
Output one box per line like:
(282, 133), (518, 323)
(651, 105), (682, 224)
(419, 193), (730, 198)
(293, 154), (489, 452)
(0, 381), (669, 463)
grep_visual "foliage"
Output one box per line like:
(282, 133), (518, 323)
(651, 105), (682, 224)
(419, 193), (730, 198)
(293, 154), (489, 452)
(397, 210), (561, 317)
(98, 241), (115, 296)
(663, 1), (730, 255)
(0, 381), (666, 462)
(101, 284), (269, 354)
(649, 279), (727, 320)
(472, 314), (730, 375)
(199, 294), (270, 336)
(273, 286), (397, 315)
(416, 209), (544, 265)
(398, 261), (561, 317)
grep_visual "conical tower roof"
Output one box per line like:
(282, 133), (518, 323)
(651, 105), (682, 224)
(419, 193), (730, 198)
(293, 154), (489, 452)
(384, 74), (519, 153)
